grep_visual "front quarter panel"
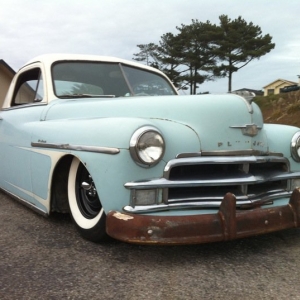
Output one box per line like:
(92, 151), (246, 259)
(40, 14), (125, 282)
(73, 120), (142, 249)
(35, 118), (201, 213)
(30, 117), (201, 159)
(264, 123), (300, 170)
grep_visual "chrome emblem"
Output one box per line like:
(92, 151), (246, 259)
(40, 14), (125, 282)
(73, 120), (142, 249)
(230, 124), (262, 137)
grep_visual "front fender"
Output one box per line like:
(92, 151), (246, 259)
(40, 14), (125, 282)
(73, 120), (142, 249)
(30, 117), (200, 213)
(30, 117), (201, 161)
(264, 123), (300, 170)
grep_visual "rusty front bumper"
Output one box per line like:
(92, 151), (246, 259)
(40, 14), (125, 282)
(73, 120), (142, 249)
(106, 189), (300, 245)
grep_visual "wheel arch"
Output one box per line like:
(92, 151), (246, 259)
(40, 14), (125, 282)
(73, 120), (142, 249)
(50, 154), (74, 213)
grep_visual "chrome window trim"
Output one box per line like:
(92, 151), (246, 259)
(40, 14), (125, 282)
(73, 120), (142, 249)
(118, 63), (134, 95)
(2, 102), (48, 111)
(31, 142), (120, 154)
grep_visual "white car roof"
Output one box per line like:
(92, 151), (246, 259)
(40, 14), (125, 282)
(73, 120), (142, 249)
(23, 53), (162, 74)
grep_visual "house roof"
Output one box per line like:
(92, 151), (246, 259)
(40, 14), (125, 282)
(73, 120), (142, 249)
(232, 88), (263, 95)
(0, 59), (15, 76)
(263, 79), (297, 89)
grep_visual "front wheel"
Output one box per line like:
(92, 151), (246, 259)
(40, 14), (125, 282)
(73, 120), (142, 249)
(68, 157), (107, 242)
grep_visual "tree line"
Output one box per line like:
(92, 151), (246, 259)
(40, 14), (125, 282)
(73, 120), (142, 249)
(133, 15), (275, 94)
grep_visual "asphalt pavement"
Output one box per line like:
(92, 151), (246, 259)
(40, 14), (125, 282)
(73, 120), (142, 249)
(1, 190), (300, 300)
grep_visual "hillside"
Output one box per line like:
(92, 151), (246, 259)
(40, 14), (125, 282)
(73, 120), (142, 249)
(254, 90), (300, 127)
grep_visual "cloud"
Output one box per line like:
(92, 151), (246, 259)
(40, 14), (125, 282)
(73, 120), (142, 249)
(0, 0), (299, 93)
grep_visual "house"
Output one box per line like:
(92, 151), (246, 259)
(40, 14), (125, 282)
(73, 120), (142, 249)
(263, 78), (298, 96)
(0, 59), (15, 106)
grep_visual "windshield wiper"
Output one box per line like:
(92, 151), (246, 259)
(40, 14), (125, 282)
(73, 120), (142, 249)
(59, 94), (115, 99)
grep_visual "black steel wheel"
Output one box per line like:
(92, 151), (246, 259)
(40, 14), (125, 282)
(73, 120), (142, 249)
(68, 157), (106, 242)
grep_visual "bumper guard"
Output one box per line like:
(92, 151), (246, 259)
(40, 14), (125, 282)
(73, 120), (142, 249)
(106, 189), (300, 245)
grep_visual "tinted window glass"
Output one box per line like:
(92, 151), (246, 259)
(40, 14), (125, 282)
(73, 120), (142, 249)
(13, 68), (44, 105)
(122, 65), (176, 96)
(52, 61), (176, 98)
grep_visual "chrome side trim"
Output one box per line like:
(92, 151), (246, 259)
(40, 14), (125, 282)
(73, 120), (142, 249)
(0, 188), (48, 217)
(123, 190), (292, 213)
(31, 142), (120, 154)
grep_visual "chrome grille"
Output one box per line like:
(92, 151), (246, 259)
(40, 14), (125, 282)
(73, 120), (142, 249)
(166, 156), (289, 204)
(124, 154), (300, 213)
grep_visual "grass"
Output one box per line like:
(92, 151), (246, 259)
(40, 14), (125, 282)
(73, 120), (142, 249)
(254, 90), (300, 126)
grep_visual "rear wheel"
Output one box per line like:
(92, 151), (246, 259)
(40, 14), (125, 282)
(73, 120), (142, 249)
(68, 157), (107, 242)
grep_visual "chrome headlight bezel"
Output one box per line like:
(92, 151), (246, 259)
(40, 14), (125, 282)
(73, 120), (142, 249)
(291, 132), (300, 162)
(130, 126), (165, 167)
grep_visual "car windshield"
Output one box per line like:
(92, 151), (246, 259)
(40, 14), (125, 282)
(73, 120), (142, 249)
(52, 61), (177, 98)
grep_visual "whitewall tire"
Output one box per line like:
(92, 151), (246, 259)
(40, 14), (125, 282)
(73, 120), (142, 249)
(68, 157), (106, 242)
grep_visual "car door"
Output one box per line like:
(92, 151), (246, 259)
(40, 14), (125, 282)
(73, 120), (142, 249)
(0, 64), (47, 208)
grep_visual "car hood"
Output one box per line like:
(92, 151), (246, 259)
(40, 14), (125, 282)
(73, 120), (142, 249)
(41, 94), (268, 152)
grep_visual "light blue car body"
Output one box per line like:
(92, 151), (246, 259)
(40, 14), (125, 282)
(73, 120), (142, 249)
(1, 54), (300, 244)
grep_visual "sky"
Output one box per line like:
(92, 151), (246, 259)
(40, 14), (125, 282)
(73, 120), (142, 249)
(0, 0), (299, 94)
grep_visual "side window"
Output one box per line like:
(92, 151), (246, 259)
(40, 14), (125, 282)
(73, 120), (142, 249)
(12, 68), (44, 106)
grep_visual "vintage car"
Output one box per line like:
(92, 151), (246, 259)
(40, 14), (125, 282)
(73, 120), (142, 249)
(1, 54), (300, 245)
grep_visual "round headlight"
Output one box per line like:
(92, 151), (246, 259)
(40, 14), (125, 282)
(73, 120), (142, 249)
(130, 126), (165, 167)
(291, 132), (300, 162)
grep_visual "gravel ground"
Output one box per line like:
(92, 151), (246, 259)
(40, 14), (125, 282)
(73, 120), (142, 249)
(1, 190), (300, 300)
